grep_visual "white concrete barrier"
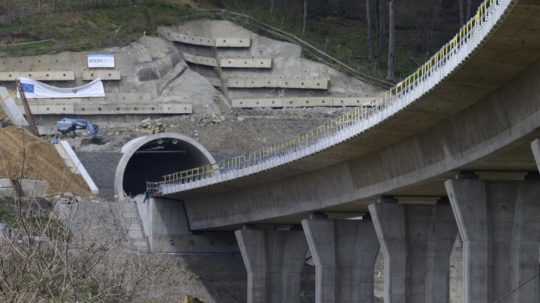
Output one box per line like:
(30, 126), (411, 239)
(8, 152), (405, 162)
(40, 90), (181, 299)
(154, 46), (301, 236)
(56, 141), (99, 195)
(0, 87), (29, 126)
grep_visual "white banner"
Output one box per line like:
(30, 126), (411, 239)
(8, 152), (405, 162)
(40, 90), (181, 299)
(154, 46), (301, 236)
(88, 53), (115, 68)
(18, 77), (105, 99)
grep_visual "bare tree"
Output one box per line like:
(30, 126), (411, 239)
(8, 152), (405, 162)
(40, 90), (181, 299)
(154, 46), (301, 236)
(0, 150), (168, 303)
(387, 0), (396, 81)
(0, 194), (168, 303)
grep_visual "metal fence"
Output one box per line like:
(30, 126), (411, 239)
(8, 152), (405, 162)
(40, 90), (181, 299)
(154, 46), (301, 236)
(146, 0), (504, 195)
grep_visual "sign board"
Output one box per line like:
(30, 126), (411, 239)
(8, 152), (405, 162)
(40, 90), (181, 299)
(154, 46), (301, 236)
(18, 77), (105, 99)
(87, 53), (115, 69)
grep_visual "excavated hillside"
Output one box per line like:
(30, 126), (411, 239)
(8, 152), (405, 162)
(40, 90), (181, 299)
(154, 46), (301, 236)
(0, 127), (90, 196)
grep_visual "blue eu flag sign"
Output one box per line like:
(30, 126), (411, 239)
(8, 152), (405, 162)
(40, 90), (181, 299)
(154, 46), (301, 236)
(21, 83), (35, 93)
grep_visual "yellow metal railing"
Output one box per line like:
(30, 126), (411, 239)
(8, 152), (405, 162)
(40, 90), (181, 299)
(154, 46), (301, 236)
(146, 0), (503, 195)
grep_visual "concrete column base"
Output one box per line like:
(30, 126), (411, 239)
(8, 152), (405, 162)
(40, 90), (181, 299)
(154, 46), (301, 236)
(445, 179), (540, 303)
(235, 228), (307, 303)
(301, 218), (379, 303)
(369, 201), (457, 303)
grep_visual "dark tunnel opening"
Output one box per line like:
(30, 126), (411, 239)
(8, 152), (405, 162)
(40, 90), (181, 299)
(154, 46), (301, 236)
(123, 138), (212, 197)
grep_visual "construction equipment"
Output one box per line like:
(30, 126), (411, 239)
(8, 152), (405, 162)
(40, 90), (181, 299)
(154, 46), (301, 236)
(56, 118), (99, 139)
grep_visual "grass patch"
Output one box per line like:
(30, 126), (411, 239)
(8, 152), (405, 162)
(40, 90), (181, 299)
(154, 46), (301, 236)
(0, 2), (197, 57)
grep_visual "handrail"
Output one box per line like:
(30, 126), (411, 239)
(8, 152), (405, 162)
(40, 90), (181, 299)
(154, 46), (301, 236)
(146, 0), (504, 195)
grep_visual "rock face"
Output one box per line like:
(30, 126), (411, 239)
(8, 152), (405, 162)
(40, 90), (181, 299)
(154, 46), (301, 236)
(0, 35), (220, 116)
(162, 19), (382, 100)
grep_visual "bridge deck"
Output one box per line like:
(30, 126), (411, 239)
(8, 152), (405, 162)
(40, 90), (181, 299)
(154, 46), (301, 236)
(160, 0), (540, 230)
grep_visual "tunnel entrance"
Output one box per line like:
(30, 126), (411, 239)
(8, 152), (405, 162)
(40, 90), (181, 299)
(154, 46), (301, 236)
(115, 134), (215, 199)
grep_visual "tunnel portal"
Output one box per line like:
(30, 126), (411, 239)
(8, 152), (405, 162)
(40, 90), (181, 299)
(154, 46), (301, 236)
(115, 133), (215, 199)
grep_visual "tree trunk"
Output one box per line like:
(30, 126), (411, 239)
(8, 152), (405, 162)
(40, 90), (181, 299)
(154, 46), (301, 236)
(386, 0), (396, 81)
(270, 0), (274, 15)
(366, 0), (374, 61)
(378, 0), (386, 52)
(374, 0), (380, 52)
(427, 0), (444, 53)
(458, 0), (465, 25)
(303, 0), (308, 35)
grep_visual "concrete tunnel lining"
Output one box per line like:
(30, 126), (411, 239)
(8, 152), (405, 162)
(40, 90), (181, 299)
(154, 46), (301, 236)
(115, 133), (216, 200)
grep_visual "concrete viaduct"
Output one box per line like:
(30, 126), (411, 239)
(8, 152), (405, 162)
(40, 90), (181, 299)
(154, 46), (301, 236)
(123, 1), (540, 303)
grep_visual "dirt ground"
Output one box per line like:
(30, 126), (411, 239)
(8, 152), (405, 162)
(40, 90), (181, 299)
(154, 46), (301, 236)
(66, 108), (346, 160)
(0, 127), (90, 196)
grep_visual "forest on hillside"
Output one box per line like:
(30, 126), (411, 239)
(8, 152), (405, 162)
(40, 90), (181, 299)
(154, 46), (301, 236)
(0, 0), (485, 81)
(217, 0), (485, 80)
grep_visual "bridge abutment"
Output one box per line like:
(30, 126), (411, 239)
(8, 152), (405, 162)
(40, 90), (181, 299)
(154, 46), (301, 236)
(301, 217), (379, 303)
(445, 179), (540, 303)
(368, 200), (457, 303)
(235, 228), (307, 303)
(134, 197), (238, 253)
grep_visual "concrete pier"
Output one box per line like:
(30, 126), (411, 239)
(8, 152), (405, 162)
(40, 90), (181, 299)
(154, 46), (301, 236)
(445, 179), (540, 303)
(235, 228), (307, 303)
(369, 200), (457, 303)
(301, 218), (379, 303)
